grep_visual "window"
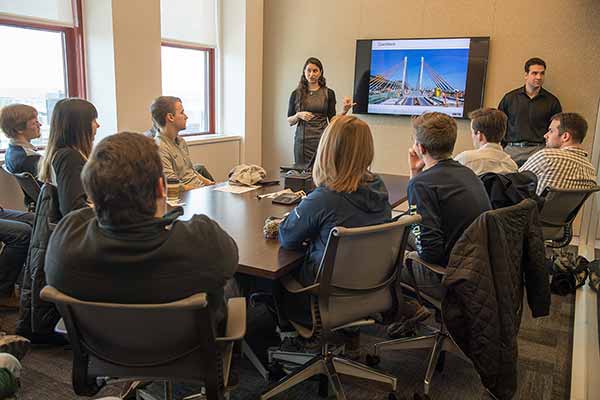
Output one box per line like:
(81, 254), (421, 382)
(0, 2), (85, 151)
(161, 43), (215, 135)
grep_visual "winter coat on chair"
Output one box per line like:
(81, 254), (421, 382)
(442, 199), (550, 400)
(16, 183), (62, 336)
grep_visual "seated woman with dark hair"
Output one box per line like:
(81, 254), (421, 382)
(278, 115), (392, 325)
(37, 98), (100, 215)
(16, 98), (100, 344)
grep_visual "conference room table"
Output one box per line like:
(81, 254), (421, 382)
(178, 173), (410, 280)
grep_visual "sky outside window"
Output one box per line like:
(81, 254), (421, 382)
(161, 46), (208, 133)
(0, 25), (67, 149)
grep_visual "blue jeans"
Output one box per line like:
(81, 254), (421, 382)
(0, 209), (34, 297)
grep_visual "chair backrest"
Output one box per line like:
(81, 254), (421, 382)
(539, 186), (600, 241)
(40, 286), (223, 397)
(2, 164), (41, 210)
(315, 214), (421, 332)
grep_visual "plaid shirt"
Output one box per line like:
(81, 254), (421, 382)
(520, 146), (597, 195)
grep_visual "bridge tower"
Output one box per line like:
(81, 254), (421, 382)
(418, 56), (424, 92)
(401, 56), (407, 93)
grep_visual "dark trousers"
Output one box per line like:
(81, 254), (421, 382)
(0, 209), (34, 296)
(402, 232), (446, 300)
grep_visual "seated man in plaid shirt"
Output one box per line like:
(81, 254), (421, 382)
(520, 112), (596, 195)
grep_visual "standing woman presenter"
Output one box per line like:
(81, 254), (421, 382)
(287, 57), (354, 164)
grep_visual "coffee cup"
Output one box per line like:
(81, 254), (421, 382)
(166, 178), (181, 201)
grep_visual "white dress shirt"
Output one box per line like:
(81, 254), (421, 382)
(455, 143), (519, 176)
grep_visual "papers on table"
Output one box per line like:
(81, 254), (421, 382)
(167, 200), (186, 207)
(213, 183), (260, 194)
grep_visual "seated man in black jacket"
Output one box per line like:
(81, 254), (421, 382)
(45, 132), (238, 330)
(404, 112), (491, 299)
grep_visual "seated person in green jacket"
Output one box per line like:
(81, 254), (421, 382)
(0, 104), (42, 177)
(45, 132), (238, 330)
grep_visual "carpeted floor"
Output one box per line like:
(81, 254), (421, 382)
(0, 292), (574, 400)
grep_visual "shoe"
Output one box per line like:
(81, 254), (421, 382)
(279, 337), (303, 352)
(120, 380), (150, 399)
(0, 334), (30, 361)
(387, 301), (432, 339)
(296, 336), (321, 354)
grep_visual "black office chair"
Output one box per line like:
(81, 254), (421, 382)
(479, 171), (541, 210)
(539, 186), (600, 248)
(262, 214), (420, 400)
(373, 251), (469, 398)
(41, 286), (246, 400)
(374, 200), (550, 399)
(1, 164), (41, 212)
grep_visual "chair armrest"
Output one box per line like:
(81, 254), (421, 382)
(405, 251), (447, 275)
(332, 319), (376, 332)
(280, 274), (320, 295)
(216, 297), (246, 342)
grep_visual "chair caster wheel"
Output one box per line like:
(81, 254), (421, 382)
(388, 392), (398, 400)
(267, 361), (286, 382)
(365, 354), (380, 366)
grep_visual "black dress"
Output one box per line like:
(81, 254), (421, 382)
(288, 87), (336, 164)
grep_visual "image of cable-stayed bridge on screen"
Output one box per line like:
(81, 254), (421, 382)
(368, 38), (470, 117)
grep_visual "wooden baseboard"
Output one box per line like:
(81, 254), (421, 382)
(571, 285), (600, 400)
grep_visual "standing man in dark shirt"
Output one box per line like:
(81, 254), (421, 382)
(404, 112), (491, 299)
(498, 57), (562, 166)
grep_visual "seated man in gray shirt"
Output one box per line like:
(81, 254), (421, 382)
(455, 107), (518, 176)
(149, 96), (214, 190)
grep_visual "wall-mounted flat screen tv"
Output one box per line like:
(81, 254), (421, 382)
(353, 37), (490, 118)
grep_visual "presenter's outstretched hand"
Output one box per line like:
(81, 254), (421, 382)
(408, 146), (425, 178)
(296, 111), (314, 121)
(342, 96), (356, 114)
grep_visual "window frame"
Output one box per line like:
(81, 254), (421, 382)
(0, 0), (86, 152)
(161, 40), (216, 136)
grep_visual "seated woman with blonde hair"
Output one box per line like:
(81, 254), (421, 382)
(278, 115), (391, 325)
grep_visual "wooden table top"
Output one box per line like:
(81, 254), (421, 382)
(178, 174), (409, 280)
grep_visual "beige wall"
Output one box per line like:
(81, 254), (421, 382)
(221, 0), (264, 165)
(187, 138), (241, 181)
(84, 0), (162, 139)
(112, 0), (162, 133)
(262, 0), (600, 175)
